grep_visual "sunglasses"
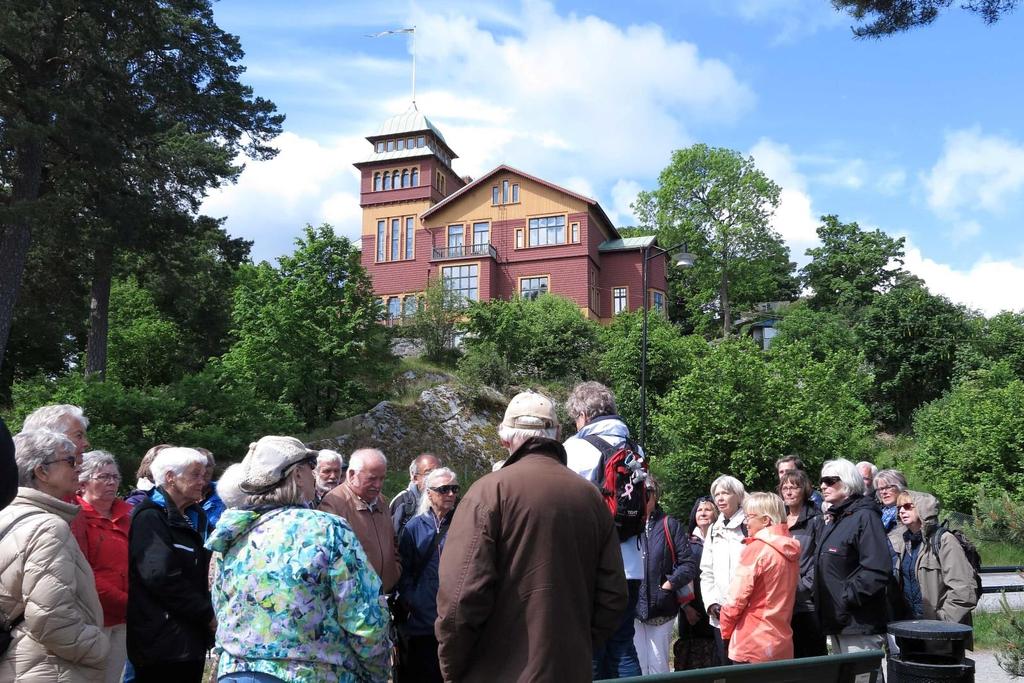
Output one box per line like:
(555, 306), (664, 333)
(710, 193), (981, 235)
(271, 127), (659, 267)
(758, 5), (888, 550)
(899, 502), (915, 511)
(430, 485), (460, 495)
(820, 476), (842, 487)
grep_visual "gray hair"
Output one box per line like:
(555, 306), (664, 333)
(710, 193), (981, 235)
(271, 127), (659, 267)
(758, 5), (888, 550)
(151, 447), (208, 488)
(710, 474), (746, 501)
(565, 381), (617, 422)
(14, 430), (76, 487)
(873, 468), (908, 491)
(22, 404), (89, 433)
(822, 458), (865, 498)
(217, 461), (307, 510)
(79, 450), (119, 484)
(417, 467), (458, 515)
(856, 461), (878, 480)
(349, 448), (387, 471)
(498, 424), (559, 451)
(317, 449), (343, 467)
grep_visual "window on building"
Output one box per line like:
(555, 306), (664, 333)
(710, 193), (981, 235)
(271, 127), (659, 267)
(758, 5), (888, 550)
(528, 215), (566, 246)
(417, 136), (425, 147)
(405, 217), (415, 260)
(502, 179), (509, 204)
(387, 297), (401, 320)
(397, 139), (405, 151)
(472, 222), (489, 253)
(383, 173), (392, 190)
(403, 295), (417, 317)
(386, 140), (395, 152)
(442, 264), (478, 303)
(411, 168), (419, 186)
(520, 276), (549, 300)
(391, 218), (400, 261)
(374, 173), (382, 191)
(651, 290), (665, 314)
(376, 220), (386, 262)
(511, 183), (520, 203)
(571, 222), (580, 243)
(589, 268), (600, 312)
(376, 141), (384, 153)
(492, 186), (499, 205)
(515, 229), (524, 249)
(401, 169), (409, 188)
(447, 224), (464, 257)
(613, 287), (627, 314)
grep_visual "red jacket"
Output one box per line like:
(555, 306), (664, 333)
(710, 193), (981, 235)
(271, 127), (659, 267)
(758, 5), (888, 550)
(71, 496), (132, 626)
(719, 523), (800, 663)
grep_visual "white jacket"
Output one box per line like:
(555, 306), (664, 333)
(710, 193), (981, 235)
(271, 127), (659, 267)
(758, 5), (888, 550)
(0, 487), (109, 682)
(699, 510), (747, 627)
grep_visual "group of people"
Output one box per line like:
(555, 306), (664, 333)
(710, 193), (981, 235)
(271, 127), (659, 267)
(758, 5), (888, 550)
(0, 381), (980, 683)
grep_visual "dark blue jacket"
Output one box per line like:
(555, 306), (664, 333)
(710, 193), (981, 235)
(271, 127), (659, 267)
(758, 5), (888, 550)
(636, 506), (698, 622)
(398, 508), (453, 636)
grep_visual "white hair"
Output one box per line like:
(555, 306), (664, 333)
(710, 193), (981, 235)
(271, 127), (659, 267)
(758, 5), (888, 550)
(856, 461), (878, 479)
(317, 449), (343, 467)
(349, 448), (387, 471)
(417, 467), (458, 515)
(151, 447), (208, 487)
(710, 475), (746, 501)
(22, 404), (89, 433)
(498, 424), (558, 453)
(79, 450), (119, 484)
(14, 430), (76, 487)
(822, 458), (865, 498)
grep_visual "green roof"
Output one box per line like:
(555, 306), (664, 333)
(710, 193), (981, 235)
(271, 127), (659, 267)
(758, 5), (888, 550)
(599, 236), (657, 252)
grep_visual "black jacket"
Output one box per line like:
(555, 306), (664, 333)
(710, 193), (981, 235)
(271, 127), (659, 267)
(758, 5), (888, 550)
(636, 506), (698, 622)
(127, 489), (214, 665)
(0, 418), (16, 512)
(790, 502), (824, 613)
(814, 494), (891, 635)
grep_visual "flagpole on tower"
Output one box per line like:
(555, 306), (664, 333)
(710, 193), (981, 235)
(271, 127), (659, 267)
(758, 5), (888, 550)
(365, 27), (417, 107)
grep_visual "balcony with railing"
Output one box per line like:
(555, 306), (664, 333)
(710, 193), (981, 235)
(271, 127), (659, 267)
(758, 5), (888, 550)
(431, 243), (498, 261)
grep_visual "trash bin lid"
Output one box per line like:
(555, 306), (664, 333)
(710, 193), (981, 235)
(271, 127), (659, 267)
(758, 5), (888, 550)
(888, 619), (973, 641)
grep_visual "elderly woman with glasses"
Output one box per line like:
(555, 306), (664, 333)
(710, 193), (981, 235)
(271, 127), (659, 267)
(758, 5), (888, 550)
(814, 459), (890, 681)
(0, 430), (110, 682)
(889, 491), (978, 642)
(873, 468), (909, 533)
(208, 436), (390, 683)
(71, 450), (132, 683)
(397, 467), (460, 683)
(778, 469), (827, 658)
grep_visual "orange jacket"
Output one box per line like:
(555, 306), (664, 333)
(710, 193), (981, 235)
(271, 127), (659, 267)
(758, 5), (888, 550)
(719, 523), (800, 663)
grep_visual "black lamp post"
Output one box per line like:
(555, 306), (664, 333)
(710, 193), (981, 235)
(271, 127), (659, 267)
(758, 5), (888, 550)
(639, 240), (695, 449)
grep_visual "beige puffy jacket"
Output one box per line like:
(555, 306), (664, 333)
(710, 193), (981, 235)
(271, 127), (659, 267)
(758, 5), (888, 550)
(0, 487), (110, 682)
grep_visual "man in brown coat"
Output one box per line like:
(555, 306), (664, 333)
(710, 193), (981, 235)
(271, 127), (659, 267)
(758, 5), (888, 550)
(436, 391), (627, 682)
(319, 447), (401, 593)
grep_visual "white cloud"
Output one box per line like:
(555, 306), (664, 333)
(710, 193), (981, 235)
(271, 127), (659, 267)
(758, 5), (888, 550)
(562, 176), (595, 199)
(610, 179), (643, 227)
(731, 0), (846, 42)
(817, 159), (866, 189)
(876, 169), (907, 195)
(924, 127), (1024, 217)
(903, 242), (1024, 316)
(748, 138), (820, 261)
(949, 220), (983, 245)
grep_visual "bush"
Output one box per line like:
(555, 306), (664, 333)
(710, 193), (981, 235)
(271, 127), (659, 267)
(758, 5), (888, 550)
(457, 341), (511, 389)
(972, 488), (1024, 545)
(912, 372), (1024, 512)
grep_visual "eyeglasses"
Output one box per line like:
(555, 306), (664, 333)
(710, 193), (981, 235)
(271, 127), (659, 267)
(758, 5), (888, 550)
(780, 485), (802, 492)
(877, 484), (898, 493)
(44, 456), (79, 468)
(430, 485), (460, 495)
(91, 474), (121, 484)
(899, 502), (915, 511)
(820, 476), (842, 487)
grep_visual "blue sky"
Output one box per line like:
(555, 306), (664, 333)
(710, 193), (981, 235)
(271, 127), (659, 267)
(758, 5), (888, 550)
(201, 0), (1024, 315)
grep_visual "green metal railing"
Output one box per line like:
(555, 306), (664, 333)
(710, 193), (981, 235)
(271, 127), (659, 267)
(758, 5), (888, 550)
(598, 650), (883, 683)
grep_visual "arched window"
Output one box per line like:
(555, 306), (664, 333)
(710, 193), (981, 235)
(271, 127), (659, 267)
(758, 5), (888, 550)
(374, 173), (382, 191)
(402, 170), (409, 188)
(383, 172), (391, 190)
(411, 168), (419, 186)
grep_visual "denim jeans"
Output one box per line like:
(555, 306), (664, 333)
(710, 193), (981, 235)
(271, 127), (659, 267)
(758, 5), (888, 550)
(593, 579), (642, 679)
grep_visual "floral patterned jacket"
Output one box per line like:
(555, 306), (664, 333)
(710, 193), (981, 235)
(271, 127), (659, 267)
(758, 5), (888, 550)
(207, 506), (391, 682)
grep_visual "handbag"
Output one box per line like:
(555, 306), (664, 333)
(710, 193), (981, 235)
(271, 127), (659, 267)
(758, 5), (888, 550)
(662, 517), (695, 605)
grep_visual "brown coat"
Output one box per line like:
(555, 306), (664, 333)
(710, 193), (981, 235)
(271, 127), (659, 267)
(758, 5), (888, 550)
(435, 437), (627, 683)
(319, 481), (401, 593)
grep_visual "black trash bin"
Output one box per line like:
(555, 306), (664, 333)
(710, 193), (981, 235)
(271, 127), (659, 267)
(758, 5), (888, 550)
(887, 620), (974, 683)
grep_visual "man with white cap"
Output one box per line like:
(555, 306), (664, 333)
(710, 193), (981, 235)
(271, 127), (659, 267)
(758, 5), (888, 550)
(436, 390), (627, 683)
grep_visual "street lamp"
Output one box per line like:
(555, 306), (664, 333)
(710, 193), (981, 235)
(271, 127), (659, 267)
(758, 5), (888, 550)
(639, 240), (695, 449)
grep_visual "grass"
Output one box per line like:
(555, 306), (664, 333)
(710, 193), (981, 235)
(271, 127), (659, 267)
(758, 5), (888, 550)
(973, 610), (1003, 651)
(975, 539), (1024, 567)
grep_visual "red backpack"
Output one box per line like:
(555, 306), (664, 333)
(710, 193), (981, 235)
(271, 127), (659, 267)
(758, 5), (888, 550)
(581, 435), (649, 541)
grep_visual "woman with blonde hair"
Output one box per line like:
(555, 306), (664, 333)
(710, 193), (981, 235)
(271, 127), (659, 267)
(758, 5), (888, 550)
(700, 475), (747, 665)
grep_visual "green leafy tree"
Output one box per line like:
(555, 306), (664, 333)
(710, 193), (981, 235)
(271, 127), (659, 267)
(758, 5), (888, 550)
(856, 279), (975, 428)
(634, 144), (797, 337)
(771, 301), (860, 361)
(833, 0), (1017, 37)
(913, 370), (1024, 512)
(221, 225), (393, 429)
(106, 278), (185, 388)
(651, 338), (873, 515)
(954, 311), (1024, 383)
(461, 294), (600, 383)
(411, 277), (464, 363)
(802, 215), (906, 314)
